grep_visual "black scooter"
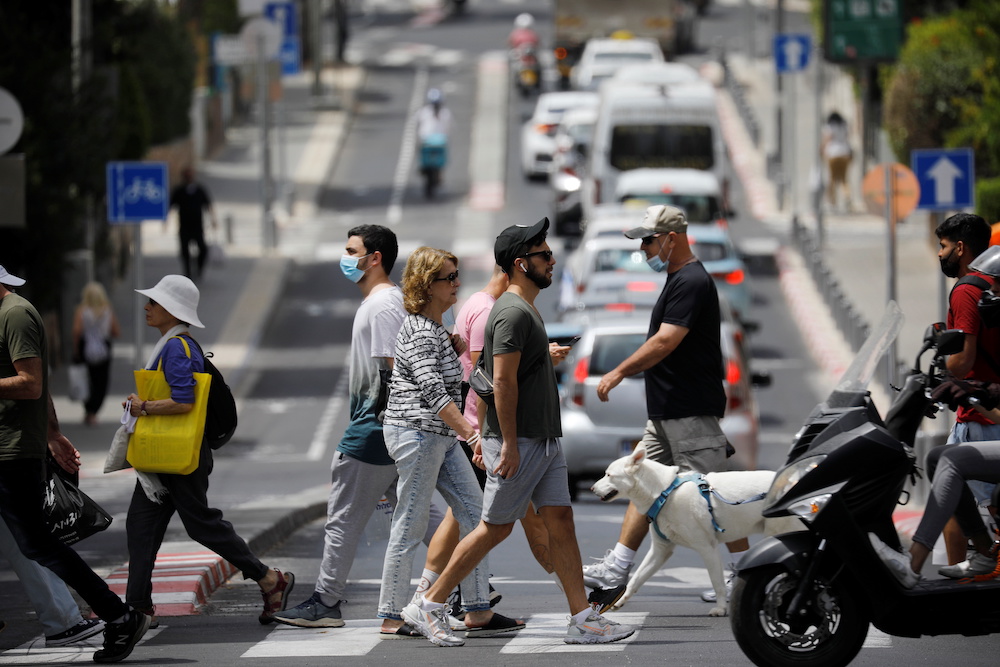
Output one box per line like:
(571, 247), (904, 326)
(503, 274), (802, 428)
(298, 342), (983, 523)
(730, 302), (1000, 667)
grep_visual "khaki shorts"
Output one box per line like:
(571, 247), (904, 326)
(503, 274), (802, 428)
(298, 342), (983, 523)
(640, 416), (727, 473)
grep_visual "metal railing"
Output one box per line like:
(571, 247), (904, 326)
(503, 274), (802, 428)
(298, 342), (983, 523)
(720, 53), (760, 147)
(791, 216), (872, 354)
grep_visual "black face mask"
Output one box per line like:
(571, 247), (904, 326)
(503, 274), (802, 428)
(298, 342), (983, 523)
(979, 290), (1000, 328)
(940, 247), (961, 278)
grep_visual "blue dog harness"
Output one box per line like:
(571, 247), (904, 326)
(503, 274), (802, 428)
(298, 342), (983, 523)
(645, 473), (767, 542)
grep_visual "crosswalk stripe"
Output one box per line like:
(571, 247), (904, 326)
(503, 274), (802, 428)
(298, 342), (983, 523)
(500, 612), (646, 653)
(242, 620), (384, 658)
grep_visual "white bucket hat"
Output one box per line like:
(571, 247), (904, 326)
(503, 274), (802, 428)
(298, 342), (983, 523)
(136, 275), (204, 328)
(0, 265), (26, 287)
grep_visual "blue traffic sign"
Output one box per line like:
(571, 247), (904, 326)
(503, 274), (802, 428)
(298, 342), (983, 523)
(265, 1), (300, 75)
(106, 162), (169, 223)
(774, 34), (811, 73)
(911, 148), (975, 211)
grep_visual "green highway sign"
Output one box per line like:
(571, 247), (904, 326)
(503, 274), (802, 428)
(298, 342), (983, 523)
(824, 0), (902, 63)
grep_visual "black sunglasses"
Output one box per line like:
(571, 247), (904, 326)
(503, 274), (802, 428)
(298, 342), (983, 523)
(640, 234), (662, 246)
(522, 250), (554, 261)
(433, 271), (460, 284)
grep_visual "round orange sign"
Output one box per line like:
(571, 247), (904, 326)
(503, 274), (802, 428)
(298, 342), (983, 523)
(862, 163), (921, 220)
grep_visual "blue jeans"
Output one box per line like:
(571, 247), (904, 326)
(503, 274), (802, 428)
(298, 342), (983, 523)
(378, 425), (488, 620)
(0, 518), (81, 635)
(948, 421), (1000, 504)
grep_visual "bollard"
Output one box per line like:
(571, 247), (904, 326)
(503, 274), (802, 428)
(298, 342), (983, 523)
(225, 214), (234, 245)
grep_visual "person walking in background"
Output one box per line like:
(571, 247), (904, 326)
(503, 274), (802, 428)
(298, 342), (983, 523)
(402, 218), (635, 647)
(378, 247), (522, 638)
(820, 111), (853, 212)
(0, 265), (150, 663)
(585, 205), (744, 609)
(122, 274), (294, 627)
(170, 166), (216, 281)
(72, 282), (120, 425)
(275, 226), (444, 630)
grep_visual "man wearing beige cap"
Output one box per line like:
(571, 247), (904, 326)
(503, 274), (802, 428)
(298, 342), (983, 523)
(0, 265), (150, 662)
(582, 205), (740, 608)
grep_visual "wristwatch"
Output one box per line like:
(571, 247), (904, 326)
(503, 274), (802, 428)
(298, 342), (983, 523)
(140, 401), (148, 416)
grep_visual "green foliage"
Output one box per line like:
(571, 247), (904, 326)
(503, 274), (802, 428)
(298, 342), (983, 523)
(976, 177), (1000, 224)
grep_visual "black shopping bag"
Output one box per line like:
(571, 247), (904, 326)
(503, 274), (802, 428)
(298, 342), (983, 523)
(42, 462), (113, 546)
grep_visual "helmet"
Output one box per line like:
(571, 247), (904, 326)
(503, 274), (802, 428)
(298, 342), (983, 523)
(970, 245), (1000, 277)
(426, 88), (443, 104)
(515, 13), (534, 29)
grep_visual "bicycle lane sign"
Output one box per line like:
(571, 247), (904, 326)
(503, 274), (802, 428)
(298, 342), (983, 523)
(107, 161), (169, 222)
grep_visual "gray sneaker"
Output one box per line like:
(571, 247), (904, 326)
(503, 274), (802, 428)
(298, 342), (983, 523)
(700, 567), (737, 603)
(582, 550), (632, 589)
(401, 601), (465, 647)
(868, 533), (919, 589)
(273, 592), (345, 628)
(938, 551), (999, 579)
(564, 611), (636, 644)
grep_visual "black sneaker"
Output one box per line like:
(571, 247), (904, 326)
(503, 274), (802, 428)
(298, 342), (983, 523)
(47, 618), (105, 647)
(447, 584), (502, 620)
(93, 609), (152, 664)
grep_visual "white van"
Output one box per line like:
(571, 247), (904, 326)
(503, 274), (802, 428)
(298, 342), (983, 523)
(581, 80), (728, 221)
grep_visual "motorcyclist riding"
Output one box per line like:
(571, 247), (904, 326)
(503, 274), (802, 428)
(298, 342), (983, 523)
(415, 88), (451, 198)
(508, 13), (540, 51)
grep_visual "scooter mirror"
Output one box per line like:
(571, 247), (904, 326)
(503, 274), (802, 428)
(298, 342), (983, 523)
(935, 329), (966, 356)
(923, 322), (946, 346)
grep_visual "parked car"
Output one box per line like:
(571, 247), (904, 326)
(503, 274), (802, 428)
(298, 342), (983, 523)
(613, 168), (731, 223)
(555, 297), (768, 500)
(520, 91), (599, 180)
(570, 37), (664, 91)
(559, 222), (751, 322)
(549, 106), (599, 234)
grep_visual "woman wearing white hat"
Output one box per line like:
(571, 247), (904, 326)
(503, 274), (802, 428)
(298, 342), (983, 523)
(122, 275), (295, 625)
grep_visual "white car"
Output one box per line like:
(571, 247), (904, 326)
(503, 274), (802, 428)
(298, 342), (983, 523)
(613, 168), (729, 224)
(520, 91), (599, 179)
(570, 38), (664, 91)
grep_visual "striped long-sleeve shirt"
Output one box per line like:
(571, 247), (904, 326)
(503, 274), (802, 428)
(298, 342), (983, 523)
(383, 314), (463, 436)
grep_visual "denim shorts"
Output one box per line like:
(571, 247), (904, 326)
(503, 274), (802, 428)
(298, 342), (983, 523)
(641, 415), (728, 473)
(481, 437), (570, 524)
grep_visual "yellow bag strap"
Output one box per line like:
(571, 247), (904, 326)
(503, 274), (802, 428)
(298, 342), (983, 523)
(156, 335), (192, 371)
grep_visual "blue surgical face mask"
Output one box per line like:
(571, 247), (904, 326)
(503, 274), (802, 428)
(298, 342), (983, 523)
(340, 253), (371, 283)
(646, 238), (671, 273)
(442, 306), (456, 330)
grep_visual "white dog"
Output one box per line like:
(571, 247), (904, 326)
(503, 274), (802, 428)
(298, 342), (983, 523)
(590, 445), (802, 617)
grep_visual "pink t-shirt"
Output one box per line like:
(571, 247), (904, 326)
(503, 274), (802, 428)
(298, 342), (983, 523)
(455, 290), (497, 429)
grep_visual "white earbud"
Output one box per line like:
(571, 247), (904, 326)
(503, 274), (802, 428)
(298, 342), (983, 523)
(520, 263), (528, 274)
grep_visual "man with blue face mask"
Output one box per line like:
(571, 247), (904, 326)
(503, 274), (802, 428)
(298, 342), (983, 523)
(582, 205), (734, 609)
(275, 225), (444, 629)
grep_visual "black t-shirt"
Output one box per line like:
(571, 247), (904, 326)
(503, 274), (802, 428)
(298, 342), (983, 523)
(645, 261), (726, 420)
(170, 183), (211, 231)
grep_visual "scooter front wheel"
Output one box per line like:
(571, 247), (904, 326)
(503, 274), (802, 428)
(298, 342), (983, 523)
(730, 565), (868, 667)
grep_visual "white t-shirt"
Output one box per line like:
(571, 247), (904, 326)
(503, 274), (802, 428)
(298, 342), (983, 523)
(416, 105), (453, 141)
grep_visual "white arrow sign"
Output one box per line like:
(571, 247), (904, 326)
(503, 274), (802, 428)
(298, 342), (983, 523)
(927, 156), (963, 206)
(783, 39), (804, 71)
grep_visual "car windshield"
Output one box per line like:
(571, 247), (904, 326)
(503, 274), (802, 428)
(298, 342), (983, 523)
(610, 124), (714, 171)
(593, 248), (651, 273)
(689, 240), (728, 262)
(589, 333), (648, 376)
(620, 194), (722, 223)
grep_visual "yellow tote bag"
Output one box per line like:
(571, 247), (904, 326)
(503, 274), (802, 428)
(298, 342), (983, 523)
(127, 336), (211, 475)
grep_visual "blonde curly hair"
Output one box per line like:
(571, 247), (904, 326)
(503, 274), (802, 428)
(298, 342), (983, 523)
(401, 246), (458, 314)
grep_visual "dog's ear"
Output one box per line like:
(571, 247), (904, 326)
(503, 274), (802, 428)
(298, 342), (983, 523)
(629, 444), (647, 468)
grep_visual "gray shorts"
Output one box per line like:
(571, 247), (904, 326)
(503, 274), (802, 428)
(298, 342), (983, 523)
(641, 416), (727, 473)
(481, 437), (571, 524)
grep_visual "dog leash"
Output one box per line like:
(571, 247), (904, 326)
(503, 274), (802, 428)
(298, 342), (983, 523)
(645, 473), (767, 541)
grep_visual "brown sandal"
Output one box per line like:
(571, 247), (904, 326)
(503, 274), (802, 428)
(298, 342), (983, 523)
(259, 569), (295, 625)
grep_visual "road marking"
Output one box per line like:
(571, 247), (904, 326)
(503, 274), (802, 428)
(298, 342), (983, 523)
(387, 64), (428, 224)
(862, 626), (893, 648)
(500, 612), (645, 653)
(308, 370), (350, 461)
(243, 621), (384, 658)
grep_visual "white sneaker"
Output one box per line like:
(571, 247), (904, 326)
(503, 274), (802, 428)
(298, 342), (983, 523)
(582, 550), (632, 589)
(938, 551), (999, 579)
(700, 567), (737, 603)
(401, 601), (465, 647)
(564, 611), (636, 644)
(868, 533), (920, 589)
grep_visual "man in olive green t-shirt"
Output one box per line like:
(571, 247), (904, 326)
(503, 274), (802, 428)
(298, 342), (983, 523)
(0, 266), (150, 662)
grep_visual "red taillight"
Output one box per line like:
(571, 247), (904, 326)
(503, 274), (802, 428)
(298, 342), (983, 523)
(537, 123), (557, 135)
(555, 47), (568, 60)
(604, 303), (635, 312)
(626, 281), (658, 292)
(659, 185), (674, 194)
(713, 268), (744, 285)
(726, 359), (741, 385)
(572, 357), (590, 406)
(726, 359), (744, 411)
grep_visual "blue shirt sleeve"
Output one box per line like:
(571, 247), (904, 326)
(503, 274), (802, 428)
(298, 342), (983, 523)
(154, 337), (204, 404)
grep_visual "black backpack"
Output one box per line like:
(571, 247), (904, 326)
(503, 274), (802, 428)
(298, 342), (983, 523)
(182, 336), (238, 449)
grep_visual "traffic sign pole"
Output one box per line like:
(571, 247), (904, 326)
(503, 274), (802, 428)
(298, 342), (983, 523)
(134, 230), (144, 374)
